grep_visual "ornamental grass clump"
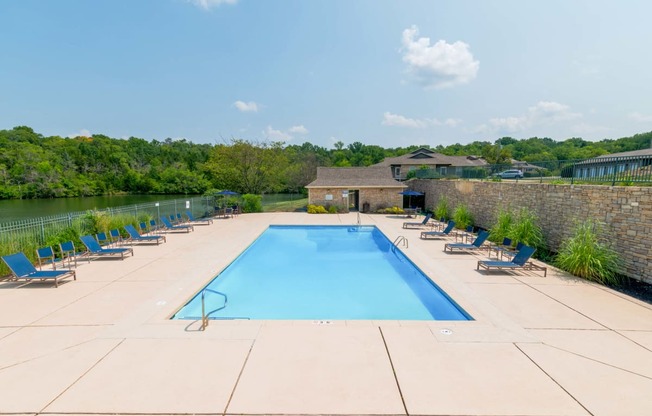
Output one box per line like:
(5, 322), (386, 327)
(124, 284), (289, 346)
(434, 196), (449, 220)
(507, 208), (545, 250)
(489, 208), (513, 243)
(554, 220), (621, 285)
(452, 203), (474, 230)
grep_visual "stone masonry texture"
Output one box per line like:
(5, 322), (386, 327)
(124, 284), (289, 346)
(410, 179), (652, 284)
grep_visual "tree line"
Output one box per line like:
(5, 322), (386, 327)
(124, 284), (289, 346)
(1, 126), (650, 199)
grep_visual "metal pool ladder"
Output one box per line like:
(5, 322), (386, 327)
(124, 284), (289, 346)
(392, 235), (408, 252)
(200, 288), (228, 331)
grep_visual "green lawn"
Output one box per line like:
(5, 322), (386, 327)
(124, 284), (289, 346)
(262, 197), (308, 212)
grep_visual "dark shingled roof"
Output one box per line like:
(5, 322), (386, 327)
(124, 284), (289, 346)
(592, 148), (652, 159)
(372, 147), (487, 167)
(306, 167), (406, 188)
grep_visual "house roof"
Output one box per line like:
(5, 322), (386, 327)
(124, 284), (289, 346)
(306, 167), (407, 188)
(576, 147), (652, 164)
(592, 148), (652, 158)
(372, 147), (487, 167)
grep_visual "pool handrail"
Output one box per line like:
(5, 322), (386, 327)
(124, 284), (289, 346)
(200, 288), (228, 330)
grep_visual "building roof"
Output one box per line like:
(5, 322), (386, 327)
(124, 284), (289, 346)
(372, 147), (487, 167)
(576, 147), (652, 164)
(592, 148), (652, 159)
(306, 167), (407, 188)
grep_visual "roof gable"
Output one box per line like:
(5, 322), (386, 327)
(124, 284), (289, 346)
(306, 167), (406, 188)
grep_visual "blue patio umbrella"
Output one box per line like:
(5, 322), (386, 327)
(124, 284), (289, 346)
(399, 189), (423, 207)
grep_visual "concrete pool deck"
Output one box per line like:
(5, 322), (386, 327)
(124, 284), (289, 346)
(0, 212), (650, 415)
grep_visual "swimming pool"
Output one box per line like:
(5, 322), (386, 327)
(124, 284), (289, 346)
(173, 225), (470, 321)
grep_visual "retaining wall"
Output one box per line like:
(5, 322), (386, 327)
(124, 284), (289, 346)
(410, 179), (652, 284)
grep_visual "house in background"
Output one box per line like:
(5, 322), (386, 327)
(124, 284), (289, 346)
(306, 167), (406, 212)
(372, 147), (487, 180)
(573, 148), (652, 179)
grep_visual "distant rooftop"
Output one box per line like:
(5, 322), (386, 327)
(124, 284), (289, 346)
(373, 147), (487, 167)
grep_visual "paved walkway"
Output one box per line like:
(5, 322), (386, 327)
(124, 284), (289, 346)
(0, 213), (651, 415)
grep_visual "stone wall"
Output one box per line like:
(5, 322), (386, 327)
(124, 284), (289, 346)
(410, 179), (652, 284)
(309, 188), (403, 213)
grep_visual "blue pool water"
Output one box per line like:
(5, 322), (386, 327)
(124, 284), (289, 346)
(173, 225), (470, 321)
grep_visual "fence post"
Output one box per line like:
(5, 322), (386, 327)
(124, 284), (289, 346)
(40, 218), (46, 245)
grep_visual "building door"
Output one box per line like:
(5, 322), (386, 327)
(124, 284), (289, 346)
(348, 190), (359, 211)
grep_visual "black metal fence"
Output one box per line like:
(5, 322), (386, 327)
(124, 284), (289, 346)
(412, 154), (652, 185)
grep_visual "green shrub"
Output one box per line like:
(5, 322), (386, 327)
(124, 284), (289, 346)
(307, 204), (328, 214)
(327, 205), (338, 214)
(452, 203), (474, 230)
(84, 210), (112, 234)
(377, 206), (405, 214)
(434, 197), (449, 220)
(242, 194), (263, 213)
(489, 208), (514, 243)
(507, 208), (544, 250)
(107, 214), (138, 233)
(555, 220), (621, 285)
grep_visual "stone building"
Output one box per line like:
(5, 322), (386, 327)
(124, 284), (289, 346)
(306, 167), (406, 212)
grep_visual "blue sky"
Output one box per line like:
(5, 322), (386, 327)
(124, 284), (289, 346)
(2, 0), (652, 148)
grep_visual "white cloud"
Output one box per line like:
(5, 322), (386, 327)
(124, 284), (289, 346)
(382, 112), (462, 129)
(483, 101), (582, 134)
(401, 25), (479, 89)
(628, 112), (652, 123)
(382, 112), (427, 128)
(263, 124), (309, 141)
(434, 117), (463, 127)
(288, 125), (309, 134)
(233, 100), (259, 112)
(570, 122), (613, 135)
(187, 0), (238, 10)
(68, 129), (91, 138)
(528, 101), (580, 123)
(489, 116), (528, 133)
(264, 126), (291, 141)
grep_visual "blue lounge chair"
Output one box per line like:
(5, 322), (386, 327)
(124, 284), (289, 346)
(444, 230), (490, 253)
(36, 246), (58, 270)
(149, 219), (160, 232)
(476, 245), (547, 276)
(161, 216), (194, 233)
(124, 224), (166, 245)
(489, 237), (513, 259)
(1, 252), (76, 288)
(139, 222), (149, 235)
(59, 240), (87, 268)
(403, 213), (432, 229)
(96, 232), (111, 247)
(501, 242), (525, 261)
(80, 235), (134, 260)
(186, 210), (213, 225)
(420, 220), (456, 239)
(109, 229), (122, 246)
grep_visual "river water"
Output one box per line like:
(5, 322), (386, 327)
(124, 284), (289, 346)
(0, 195), (193, 222)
